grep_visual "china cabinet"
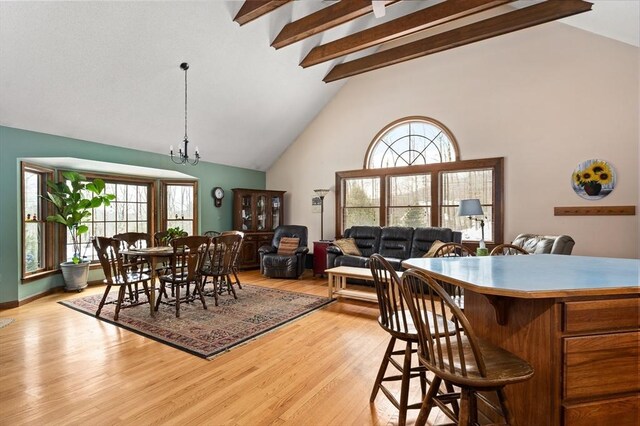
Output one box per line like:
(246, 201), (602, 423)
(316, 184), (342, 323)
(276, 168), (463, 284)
(232, 188), (285, 269)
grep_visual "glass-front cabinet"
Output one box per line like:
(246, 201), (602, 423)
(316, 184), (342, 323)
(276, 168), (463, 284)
(232, 188), (286, 269)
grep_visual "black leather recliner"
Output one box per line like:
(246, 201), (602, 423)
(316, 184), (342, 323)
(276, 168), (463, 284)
(258, 225), (309, 279)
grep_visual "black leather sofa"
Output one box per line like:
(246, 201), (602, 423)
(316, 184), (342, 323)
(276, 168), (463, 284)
(327, 226), (462, 271)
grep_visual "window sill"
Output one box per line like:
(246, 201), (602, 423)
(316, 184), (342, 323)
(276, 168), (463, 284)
(21, 269), (60, 283)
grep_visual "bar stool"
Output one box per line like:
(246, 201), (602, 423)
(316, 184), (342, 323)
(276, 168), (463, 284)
(401, 268), (534, 426)
(369, 254), (458, 426)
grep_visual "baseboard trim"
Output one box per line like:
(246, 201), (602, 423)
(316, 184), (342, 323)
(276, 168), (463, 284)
(0, 279), (103, 310)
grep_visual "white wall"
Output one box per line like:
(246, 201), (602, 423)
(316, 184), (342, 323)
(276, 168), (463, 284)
(267, 22), (639, 259)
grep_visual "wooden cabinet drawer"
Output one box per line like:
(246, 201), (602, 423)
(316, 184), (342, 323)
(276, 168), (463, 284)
(563, 395), (639, 426)
(564, 297), (639, 333)
(564, 331), (639, 400)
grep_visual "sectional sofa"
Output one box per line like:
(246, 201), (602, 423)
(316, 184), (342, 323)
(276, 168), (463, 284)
(327, 226), (462, 271)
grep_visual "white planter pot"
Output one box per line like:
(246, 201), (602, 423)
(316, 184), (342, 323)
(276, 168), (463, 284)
(60, 261), (90, 291)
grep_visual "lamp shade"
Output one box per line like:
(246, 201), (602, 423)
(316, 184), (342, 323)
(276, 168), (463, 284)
(457, 199), (484, 217)
(314, 189), (330, 198)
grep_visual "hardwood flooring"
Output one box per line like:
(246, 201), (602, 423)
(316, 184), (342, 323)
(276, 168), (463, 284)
(0, 271), (448, 425)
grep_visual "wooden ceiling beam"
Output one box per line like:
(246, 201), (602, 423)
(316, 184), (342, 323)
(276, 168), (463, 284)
(302, 0), (514, 67)
(324, 0), (592, 83)
(234, 0), (293, 26)
(271, 0), (400, 49)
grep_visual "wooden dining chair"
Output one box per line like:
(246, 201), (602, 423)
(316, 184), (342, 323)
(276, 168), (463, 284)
(221, 230), (244, 289)
(156, 236), (210, 318)
(369, 254), (458, 426)
(113, 232), (152, 301)
(490, 244), (529, 256)
(93, 236), (151, 321)
(200, 233), (243, 306)
(433, 242), (473, 310)
(433, 242), (475, 258)
(401, 269), (534, 426)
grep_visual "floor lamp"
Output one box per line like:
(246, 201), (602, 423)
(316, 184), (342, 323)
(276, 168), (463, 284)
(314, 189), (330, 241)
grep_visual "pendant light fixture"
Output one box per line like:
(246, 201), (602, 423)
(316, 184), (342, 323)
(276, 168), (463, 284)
(170, 62), (200, 165)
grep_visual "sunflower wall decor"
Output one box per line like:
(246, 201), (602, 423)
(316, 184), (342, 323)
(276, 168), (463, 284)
(571, 159), (616, 200)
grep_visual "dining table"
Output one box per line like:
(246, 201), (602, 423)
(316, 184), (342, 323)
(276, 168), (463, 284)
(120, 246), (175, 317)
(401, 254), (639, 426)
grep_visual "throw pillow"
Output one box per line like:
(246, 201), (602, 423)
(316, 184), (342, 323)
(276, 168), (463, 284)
(277, 237), (300, 255)
(423, 240), (450, 258)
(333, 238), (362, 256)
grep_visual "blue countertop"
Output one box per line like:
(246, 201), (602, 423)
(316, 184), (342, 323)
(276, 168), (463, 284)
(402, 254), (639, 298)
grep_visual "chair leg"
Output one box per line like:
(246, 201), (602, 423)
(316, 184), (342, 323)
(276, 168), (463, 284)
(370, 336), (396, 402)
(415, 376), (442, 426)
(446, 381), (460, 417)
(205, 276), (218, 306)
(227, 275), (238, 299)
(141, 281), (151, 305)
(155, 281), (166, 311)
(96, 285), (112, 317)
(397, 340), (413, 426)
(233, 266), (242, 289)
(175, 282), (181, 318)
(497, 387), (515, 426)
(114, 285), (127, 321)
(194, 279), (207, 310)
(459, 388), (472, 426)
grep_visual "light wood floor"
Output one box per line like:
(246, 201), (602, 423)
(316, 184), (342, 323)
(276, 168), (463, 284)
(0, 271), (449, 426)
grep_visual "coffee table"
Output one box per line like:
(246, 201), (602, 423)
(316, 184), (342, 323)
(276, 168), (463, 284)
(326, 266), (403, 302)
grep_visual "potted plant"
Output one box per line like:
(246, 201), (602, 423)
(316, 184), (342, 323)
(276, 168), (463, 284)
(161, 226), (187, 245)
(44, 171), (115, 291)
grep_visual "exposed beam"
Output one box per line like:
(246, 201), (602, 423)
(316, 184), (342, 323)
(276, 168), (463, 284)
(324, 0), (593, 83)
(271, 0), (400, 49)
(302, 0), (513, 67)
(234, 0), (292, 26)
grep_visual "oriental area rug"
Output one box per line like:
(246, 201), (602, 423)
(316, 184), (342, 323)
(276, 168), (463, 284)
(60, 284), (333, 359)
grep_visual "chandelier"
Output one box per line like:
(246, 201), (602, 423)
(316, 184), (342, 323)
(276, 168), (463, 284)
(170, 62), (200, 165)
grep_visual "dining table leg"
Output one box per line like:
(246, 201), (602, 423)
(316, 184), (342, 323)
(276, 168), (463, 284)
(148, 255), (157, 317)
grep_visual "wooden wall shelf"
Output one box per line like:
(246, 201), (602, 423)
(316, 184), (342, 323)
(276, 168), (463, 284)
(554, 206), (636, 216)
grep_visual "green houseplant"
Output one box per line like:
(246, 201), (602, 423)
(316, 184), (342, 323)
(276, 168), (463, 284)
(161, 226), (187, 245)
(44, 171), (115, 291)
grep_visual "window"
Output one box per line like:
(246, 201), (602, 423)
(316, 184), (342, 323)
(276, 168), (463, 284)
(162, 181), (198, 235)
(343, 177), (380, 229)
(21, 163), (54, 278)
(69, 179), (153, 262)
(337, 117), (503, 244)
(441, 170), (494, 241)
(388, 174), (431, 227)
(365, 117), (458, 168)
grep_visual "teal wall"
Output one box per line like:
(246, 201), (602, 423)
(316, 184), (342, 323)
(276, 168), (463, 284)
(0, 126), (265, 304)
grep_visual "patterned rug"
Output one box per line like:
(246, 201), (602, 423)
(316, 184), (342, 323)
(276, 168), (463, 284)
(60, 284), (333, 359)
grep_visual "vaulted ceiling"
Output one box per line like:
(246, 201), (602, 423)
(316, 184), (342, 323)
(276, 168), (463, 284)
(0, 1), (638, 172)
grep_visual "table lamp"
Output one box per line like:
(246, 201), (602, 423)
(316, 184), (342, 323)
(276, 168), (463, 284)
(314, 188), (330, 241)
(457, 198), (486, 253)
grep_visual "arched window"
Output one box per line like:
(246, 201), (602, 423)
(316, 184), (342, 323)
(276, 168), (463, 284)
(337, 116), (503, 245)
(365, 117), (459, 169)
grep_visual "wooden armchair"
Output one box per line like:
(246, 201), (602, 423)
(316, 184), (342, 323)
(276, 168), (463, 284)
(155, 236), (210, 318)
(93, 237), (151, 321)
(200, 233), (243, 306)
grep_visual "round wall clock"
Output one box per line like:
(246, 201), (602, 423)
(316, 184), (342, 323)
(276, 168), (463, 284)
(212, 187), (224, 207)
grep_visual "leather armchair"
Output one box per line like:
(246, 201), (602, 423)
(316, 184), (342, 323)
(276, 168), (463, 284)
(258, 225), (309, 278)
(511, 233), (575, 255)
